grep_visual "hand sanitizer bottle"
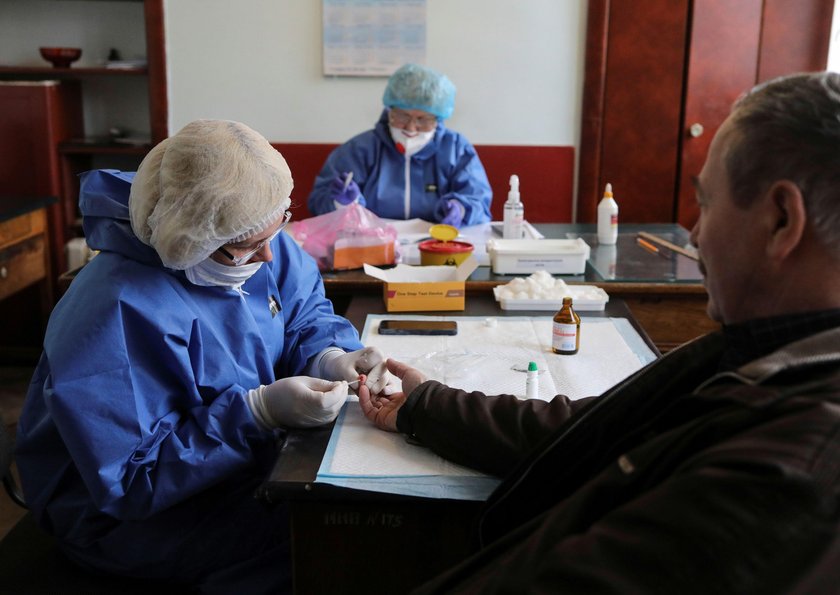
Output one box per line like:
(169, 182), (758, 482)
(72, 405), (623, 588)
(597, 183), (619, 245)
(503, 174), (524, 239)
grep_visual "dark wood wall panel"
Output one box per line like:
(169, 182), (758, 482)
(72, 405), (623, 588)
(144, 0), (168, 143)
(580, 0), (835, 228)
(757, 0), (834, 82)
(593, 1), (690, 223)
(0, 82), (83, 274)
(577, 0), (610, 223)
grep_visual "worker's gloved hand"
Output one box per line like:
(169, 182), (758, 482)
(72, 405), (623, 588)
(435, 199), (465, 227)
(247, 376), (349, 429)
(320, 347), (395, 394)
(330, 172), (362, 206)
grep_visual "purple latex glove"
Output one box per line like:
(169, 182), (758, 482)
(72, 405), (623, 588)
(330, 172), (362, 206)
(435, 199), (465, 227)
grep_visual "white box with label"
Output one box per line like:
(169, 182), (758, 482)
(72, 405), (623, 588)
(486, 238), (590, 275)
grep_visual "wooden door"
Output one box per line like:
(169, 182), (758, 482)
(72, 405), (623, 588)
(580, 0), (835, 227)
(578, 0), (690, 224)
(0, 81), (83, 275)
(675, 0), (763, 228)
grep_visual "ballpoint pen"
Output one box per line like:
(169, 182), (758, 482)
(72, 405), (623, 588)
(636, 237), (660, 255)
(342, 171), (354, 192)
(637, 231), (699, 260)
(637, 236), (676, 260)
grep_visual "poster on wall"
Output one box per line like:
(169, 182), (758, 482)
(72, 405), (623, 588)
(322, 0), (426, 76)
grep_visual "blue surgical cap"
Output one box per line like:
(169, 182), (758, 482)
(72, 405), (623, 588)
(382, 63), (456, 120)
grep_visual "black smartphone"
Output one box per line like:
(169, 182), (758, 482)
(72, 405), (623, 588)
(378, 320), (458, 335)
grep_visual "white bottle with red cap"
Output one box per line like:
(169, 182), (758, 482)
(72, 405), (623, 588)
(597, 183), (619, 245)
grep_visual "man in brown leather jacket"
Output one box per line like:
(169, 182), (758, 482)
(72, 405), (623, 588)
(359, 71), (840, 593)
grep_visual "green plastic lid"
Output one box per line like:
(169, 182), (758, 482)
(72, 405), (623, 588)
(528, 361), (538, 372)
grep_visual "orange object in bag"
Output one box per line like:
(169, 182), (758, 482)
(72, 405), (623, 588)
(287, 203), (398, 271)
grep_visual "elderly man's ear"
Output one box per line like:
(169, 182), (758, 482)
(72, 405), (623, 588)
(764, 180), (807, 262)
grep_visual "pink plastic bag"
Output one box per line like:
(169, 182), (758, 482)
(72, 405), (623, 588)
(288, 203), (398, 271)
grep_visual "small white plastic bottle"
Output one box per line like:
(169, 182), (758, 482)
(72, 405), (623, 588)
(503, 174), (524, 239)
(525, 361), (539, 399)
(597, 183), (619, 245)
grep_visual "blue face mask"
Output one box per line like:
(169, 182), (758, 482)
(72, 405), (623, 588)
(184, 257), (263, 291)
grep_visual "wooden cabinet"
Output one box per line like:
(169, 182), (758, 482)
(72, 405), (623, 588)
(0, 198), (55, 362)
(0, 0), (167, 277)
(578, 0), (834, 229)
(0, 81), (83, 277)
(0, 206), (50, 302)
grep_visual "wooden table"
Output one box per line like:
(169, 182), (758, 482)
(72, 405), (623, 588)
(57, 223), (719, 352)
(322, 223), (717, 352)
(0, 196), (57, 360)
(258, 293), (657, 594)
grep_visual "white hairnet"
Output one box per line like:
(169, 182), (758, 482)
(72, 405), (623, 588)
(129, 119), (293, 270)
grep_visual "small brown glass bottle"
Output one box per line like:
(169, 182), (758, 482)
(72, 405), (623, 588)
(552, 296), (581, 355)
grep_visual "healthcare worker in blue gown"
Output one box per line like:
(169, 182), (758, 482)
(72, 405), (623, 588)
(307, 63), (492, 228)
(15, 119), (396, 594)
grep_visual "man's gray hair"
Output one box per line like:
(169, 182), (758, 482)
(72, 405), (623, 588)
(726, 71), (840, 258)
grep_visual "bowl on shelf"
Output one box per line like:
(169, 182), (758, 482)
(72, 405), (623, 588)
(39, 47), (82, 68)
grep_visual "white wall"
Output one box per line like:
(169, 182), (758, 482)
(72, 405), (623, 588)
(0, 1), (587, 147)
(164, 0), (588, 147)
(829, 0), (840, 72)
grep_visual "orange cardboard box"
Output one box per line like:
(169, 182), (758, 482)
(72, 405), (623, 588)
(363, 257), (479, 312)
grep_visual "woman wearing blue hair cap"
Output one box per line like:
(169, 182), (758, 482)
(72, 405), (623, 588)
(308, 63), (492, 227)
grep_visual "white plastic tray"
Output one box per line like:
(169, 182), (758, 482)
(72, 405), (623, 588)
(486, 238), (590, 275)
(493, 284), (609, 311)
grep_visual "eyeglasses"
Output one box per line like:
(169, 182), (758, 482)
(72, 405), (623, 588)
(217, 210), (292, 266)
(388, 108), (438, 131)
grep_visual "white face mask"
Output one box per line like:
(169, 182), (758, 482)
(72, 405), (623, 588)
(389, 126), (435, 157)
(184, 257), (263, 291)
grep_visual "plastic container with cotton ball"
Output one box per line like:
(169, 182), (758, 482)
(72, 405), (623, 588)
(503, 174), (524, 239)
(597, 183), (619, 245)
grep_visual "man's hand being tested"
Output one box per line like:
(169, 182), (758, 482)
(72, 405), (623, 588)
(358, 359), (428, 432)
(321, 346), (397, 394)
(248, 377), (349, 429)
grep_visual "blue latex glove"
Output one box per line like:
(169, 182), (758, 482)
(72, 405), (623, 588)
(435, 199), (465, 227)
(330, 172), (362, 206)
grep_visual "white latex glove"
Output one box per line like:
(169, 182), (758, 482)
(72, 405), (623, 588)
(320, 346), (396, 394)
(246, 376), (348, 429)
(365, 361), (403, 396)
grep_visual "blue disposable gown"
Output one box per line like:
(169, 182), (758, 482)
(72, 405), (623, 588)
(15, 170), (362, 586)
(307, 110), (492, 225)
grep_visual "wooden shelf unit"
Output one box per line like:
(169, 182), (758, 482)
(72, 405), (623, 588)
(0, 66), (148, 77)
(59, 139), (153, 155)
(0, 0), (167, 279)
